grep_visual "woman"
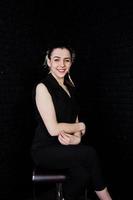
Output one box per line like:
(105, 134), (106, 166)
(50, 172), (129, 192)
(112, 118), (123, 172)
(31, 42), (112, 200)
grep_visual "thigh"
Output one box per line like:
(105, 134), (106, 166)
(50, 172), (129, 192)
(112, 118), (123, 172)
(32, 144), (97, 170)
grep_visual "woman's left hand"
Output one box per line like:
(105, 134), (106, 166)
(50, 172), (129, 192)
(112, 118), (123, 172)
(58, 131), (81, 145)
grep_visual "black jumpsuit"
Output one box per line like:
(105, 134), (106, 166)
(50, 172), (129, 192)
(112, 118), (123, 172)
(31, 73), (105, 200)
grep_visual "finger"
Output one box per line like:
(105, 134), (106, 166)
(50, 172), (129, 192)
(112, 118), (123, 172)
(60, 134), (70, 144)
(60, 132), (71, 139)
(59, 134), (68, 143)
(58, 135), (68, 145)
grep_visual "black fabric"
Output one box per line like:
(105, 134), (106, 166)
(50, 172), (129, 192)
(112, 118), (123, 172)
(31, 73), (106, 200)
(31, 73), (79, 149)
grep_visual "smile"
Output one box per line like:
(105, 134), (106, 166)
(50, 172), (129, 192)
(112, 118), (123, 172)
(57, 69), (66, 72)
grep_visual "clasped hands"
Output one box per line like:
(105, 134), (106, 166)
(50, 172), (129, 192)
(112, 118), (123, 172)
(58, 122), (86, 145)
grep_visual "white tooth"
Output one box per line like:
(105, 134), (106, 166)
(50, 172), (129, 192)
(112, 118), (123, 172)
(58, 69), (65, 72)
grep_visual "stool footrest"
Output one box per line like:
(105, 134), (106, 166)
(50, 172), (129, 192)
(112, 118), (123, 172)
(32, 174), (66, 182)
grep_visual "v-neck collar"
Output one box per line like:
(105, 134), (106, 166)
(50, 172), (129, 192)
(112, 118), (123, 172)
(48, 73), (71, 99)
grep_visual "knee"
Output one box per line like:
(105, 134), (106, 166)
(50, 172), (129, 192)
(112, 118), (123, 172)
(83, 145), (98, 161)
(80, 145), (100, 167)
(88, 146), (98, 159)
(69, 166), (90, 182)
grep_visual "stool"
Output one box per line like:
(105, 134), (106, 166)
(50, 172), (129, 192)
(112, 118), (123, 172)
(32, 168), (66, 200)
(32, 168), (89, 200)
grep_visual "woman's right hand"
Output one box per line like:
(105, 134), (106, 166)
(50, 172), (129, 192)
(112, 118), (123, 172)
(58, 131), (81, 145)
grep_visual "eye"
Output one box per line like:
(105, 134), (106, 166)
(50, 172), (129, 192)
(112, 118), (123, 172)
(65, 59), (71, 62)
(54, 58), (59, 62)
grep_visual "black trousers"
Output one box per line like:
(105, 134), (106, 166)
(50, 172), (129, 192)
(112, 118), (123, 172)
(31, 144), (106, 200)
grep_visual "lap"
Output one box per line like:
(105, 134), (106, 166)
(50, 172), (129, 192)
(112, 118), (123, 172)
(32, 143), (97, 170)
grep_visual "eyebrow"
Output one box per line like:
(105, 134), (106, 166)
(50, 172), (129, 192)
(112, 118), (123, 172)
(53, 56), (71, 59)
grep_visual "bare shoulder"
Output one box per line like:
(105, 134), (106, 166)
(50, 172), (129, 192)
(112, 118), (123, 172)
(36, 83), (49, 96)
(36, 82), (47, 90)
(35, 82), (53, 108)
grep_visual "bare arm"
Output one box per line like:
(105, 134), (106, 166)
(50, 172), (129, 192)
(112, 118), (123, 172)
(58, 116), (85, 145)
(74, 116), (86, 137)
(35, 83), (85, 136)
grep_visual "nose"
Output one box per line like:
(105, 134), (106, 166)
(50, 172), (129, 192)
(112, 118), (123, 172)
(60, 60), (65, 67)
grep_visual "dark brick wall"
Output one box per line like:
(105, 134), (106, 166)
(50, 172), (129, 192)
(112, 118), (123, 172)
(0, 1), (133, 199)
(0, 1), (39, 199)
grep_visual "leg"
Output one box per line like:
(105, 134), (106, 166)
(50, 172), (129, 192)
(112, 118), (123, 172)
(31, 144), (110, 200)
(95, 187), (112, 200)
(62, 166), (90, 200)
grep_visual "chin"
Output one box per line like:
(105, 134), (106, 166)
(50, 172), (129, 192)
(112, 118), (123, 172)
(57, 73), (66, 78)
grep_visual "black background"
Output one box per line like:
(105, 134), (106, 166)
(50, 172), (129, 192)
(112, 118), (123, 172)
(0, 1), (133, 199)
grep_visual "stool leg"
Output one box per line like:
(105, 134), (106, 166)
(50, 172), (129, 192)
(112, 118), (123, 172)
(56, 184), (88, 200)
(56, 183), (63, 200)
(85, 187), (88, 200)
(32, 183), (37, 200)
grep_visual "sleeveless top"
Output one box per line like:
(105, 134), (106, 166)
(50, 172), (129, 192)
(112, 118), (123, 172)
(31, 73), (79, 150)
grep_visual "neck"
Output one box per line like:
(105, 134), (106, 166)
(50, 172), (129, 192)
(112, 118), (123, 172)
(50, 72), (64, 85)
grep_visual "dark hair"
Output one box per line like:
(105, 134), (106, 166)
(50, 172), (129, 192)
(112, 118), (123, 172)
(46, 41), (76, 62)
(44, 41), (76, 87)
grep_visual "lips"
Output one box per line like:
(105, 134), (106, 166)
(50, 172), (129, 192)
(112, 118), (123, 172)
(57, 69), (66, 73)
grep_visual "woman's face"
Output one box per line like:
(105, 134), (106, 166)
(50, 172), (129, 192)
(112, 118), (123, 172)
(47, 48), (72, 79)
